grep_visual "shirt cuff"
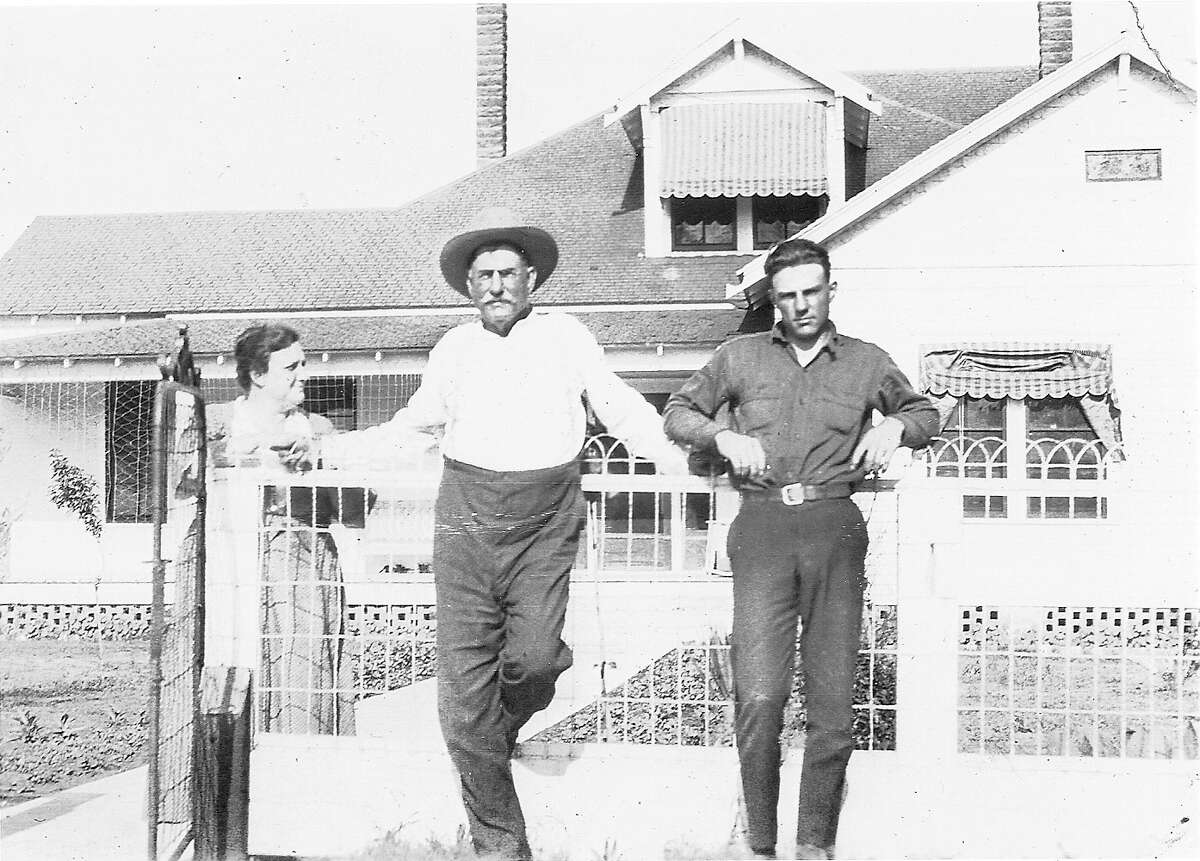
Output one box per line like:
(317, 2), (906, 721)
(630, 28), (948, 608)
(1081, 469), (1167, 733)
(888, 413), (927, 448)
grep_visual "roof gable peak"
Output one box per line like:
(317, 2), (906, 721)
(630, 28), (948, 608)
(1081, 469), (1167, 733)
(730, 31), (1196, 298)
(605, 20), (880, 125)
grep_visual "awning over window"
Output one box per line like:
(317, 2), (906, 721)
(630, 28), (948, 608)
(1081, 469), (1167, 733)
(659, 102), (827, 198)
(919, 343), (1113, 399)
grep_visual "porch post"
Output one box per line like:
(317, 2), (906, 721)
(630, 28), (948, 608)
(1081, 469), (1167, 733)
(894, 480), (961, 762)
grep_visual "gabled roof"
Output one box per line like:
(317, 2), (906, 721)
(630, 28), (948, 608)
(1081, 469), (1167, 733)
(0, 308), (750, 362)
(732, 34), (1196, 297)
(852, 66), (1039, 185)
(605, 22), (881, 123)
(0, 61), (1033, 318)
(0, 115), (756, 316)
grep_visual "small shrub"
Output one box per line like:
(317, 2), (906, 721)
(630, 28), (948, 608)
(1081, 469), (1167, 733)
(10, 709), (43, 743)
(47, 450), (103, 539)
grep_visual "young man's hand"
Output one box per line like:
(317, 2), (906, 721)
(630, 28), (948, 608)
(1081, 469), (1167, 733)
(851, 416), (905, 474)
(714, 429), (767, 478)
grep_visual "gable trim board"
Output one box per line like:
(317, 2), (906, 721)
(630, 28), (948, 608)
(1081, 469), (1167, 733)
(605, 23), (881, 126)
(0, 309), (748, 371)
(729, 34), (1196, 300)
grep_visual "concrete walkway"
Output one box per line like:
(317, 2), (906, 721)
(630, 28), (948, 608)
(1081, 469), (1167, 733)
(2, 746), (1198, 861)
(0, 766), (160, 861)
(249, 736), (1200, 860)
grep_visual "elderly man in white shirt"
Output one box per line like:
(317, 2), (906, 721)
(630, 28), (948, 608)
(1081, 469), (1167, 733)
(325, 207), (686, 861)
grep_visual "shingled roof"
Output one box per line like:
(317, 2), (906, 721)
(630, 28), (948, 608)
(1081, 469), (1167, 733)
(854, 66), (1039, 184)
(0, 66), (1035, 318)
(0, 308), (750, 361)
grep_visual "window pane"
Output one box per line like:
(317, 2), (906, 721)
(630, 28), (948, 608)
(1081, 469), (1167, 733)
(1044, 496), (1071, 518)
(756, 219), (786, 247)
(960, 397), (1006, 431)
(706, 217), (734, 246)
(673, 219), (700, 247)
(963, 495), (986, 518)
(752, 195), (824, 249)
(1074, 497), (1099, 518)
(671, 197), (736, 250)
(105, 380), (156, 523)
(1027, 396), (1091, 431)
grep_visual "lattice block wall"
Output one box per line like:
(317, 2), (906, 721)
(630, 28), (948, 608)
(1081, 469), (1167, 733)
(0, 603), (153, 640)
(958, 605), (1199, 758)
(346, 603), (438, 698)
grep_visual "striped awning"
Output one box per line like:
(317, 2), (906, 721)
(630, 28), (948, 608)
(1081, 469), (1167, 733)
(659, 102), (827, 198)
(919, 343), (1113, 399)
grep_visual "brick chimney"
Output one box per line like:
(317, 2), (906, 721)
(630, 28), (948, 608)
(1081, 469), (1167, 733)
(1037, 1), (1073, 78)
(476, 4), (507, 165)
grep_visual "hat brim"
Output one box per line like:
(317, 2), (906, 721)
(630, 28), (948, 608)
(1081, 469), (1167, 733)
(440, 225), (559, 296)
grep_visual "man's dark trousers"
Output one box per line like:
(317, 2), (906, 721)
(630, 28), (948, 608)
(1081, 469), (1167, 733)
(433, 457), (584, 861)
(727, 496), (868, 854)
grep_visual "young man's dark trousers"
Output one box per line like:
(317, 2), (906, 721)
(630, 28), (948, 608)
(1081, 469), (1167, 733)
(432, 457), (584, 861)
(727, 496), (868, 856)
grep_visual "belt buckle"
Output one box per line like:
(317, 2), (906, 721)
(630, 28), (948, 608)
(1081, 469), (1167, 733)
(780, 483), (806, 506)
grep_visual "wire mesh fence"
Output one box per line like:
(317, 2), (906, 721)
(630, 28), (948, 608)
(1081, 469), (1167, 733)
(148, 381), (206, 861)
(528, 603), (899, 750)
(0, 375), (423, 551)
(210, 452), (906, 755)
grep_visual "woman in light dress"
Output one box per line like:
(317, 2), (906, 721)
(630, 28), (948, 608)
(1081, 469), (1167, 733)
(207, 323), (355, 735)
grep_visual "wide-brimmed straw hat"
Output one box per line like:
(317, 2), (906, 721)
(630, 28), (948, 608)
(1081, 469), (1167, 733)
(439, 206), (559, 296)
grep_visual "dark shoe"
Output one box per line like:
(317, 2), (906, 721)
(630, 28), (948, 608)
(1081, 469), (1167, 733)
(751, 848), (776, 860)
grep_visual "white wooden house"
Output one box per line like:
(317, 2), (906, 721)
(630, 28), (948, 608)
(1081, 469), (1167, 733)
(0, 4), (1197, 858)
(0, 17), (1043, 611)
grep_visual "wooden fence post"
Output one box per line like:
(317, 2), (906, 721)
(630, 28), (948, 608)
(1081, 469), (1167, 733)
(195, 666), (251, 861)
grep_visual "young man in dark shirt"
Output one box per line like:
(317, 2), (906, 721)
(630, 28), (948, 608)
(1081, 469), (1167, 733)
(664, 237), (939, 860)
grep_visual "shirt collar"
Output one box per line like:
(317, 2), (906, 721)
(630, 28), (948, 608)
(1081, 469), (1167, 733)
(476, 304), (535, 338)
(771, 321), (841, 358)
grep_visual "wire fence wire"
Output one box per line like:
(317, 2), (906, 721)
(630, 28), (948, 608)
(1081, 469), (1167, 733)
(0, 375), (423, 556)
(147, 382), (206, 861)
(224, 449), (904, 752)
(528, 604), (899, 751)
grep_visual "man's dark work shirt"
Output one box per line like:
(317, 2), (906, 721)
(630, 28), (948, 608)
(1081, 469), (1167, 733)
(664, 323), (940, 491)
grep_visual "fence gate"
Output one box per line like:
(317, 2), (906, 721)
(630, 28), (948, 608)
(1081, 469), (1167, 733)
(147, 333), (207, 861)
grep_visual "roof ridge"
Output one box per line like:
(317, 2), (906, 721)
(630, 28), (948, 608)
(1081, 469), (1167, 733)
(873, 96), (963, 130)
(24, 113), (610, 227)
(383, 110), (609, 211)
(850, 64), (1037, 76)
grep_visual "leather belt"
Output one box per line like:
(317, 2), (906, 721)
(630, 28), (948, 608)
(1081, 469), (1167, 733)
(746, 482), (854, 506)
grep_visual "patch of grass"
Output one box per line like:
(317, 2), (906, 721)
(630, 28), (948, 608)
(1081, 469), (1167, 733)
(0, 639), (149, 804)
(304, 823), (570, 860)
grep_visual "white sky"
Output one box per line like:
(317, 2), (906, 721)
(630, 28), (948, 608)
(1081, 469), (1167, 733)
(0, 1), (1194, 255)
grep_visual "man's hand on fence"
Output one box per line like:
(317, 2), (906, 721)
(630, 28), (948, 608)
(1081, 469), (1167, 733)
(714, 429), (767, 479)
(852, 416), (905, 474)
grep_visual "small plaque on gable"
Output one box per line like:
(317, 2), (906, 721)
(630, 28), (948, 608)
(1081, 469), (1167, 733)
(1085, 149), (1162, 182)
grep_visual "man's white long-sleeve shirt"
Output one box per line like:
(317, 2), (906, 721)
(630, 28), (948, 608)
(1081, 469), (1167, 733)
(324, 312), (678, 472)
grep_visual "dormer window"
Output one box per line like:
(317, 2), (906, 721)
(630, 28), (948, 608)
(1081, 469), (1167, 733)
(667, 193), (827, 253)
(752, 195), (824, 249)
(670, 197), (736, 250)
(606, 30), (880, 258)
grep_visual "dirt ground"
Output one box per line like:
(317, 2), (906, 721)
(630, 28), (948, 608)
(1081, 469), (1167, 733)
(0, 639), (149, 805)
